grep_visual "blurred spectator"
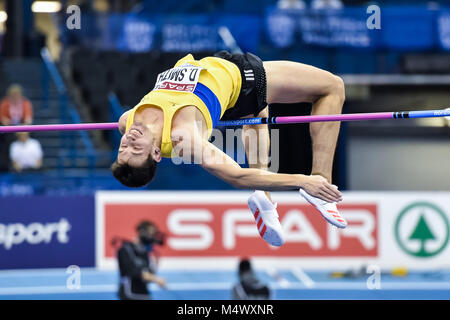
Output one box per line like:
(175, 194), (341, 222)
(0, 84), (33, 126)
(232, 258), (271, 300)
(277, 0), (306, 10)
(9, 132), (43, 172)
(311, 0), (344, 9)
(117, 220), (166, 300)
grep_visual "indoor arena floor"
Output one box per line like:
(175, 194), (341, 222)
(0, 268), (449, 300)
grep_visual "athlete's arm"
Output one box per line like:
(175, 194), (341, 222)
(196, 137), (341, 202)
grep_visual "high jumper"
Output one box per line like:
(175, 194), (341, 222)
(113, 50), (348, 247)
(2, 51), (449, 247)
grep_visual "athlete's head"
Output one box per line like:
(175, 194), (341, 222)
(111, 123), (161, 187)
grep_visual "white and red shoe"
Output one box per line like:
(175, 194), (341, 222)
(248, 191), (285, 247)
(299, 188), (347, 228)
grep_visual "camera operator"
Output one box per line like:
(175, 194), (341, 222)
(117, 220), (166, 300)
(232, 258), (271, 300)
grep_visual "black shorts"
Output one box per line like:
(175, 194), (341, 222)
(214, 51), (268, 120)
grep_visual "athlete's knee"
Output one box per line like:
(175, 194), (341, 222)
(331, 75), (345, 106)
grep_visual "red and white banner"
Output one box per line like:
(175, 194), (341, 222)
(95, 191), (450, 269)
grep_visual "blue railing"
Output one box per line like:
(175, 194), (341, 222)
(40, 47), (96, 173)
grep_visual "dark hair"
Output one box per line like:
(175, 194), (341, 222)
(136, 220), (155, 233)
(111, 156), (157, 188)
(238, 258), (252, 274)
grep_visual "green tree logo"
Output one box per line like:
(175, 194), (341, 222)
(395, 202), (449, 258)
(408, 213), (436, 257)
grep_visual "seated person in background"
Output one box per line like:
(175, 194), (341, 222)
(0, 84), (33, 126)
(0, 84), (34, 171)
(9, 132), (43, 172)
(232, 258), (271, 300)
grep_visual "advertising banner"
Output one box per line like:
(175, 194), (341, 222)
(61, 7), (450, 53)
(266, 7), (378, 49)
(265, 6), (448, 51)
(438, 10), (450, 50)
(0, 196), (95, 269)
(63, 13), (261, 54)
(96, 191), (450, 270)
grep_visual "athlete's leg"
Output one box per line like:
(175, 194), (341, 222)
(243, 107), (285, 246)
(263, 61), (345, 183)
(242, 107), (272, 200)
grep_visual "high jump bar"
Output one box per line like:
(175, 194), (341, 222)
(0, 109), (449, 133)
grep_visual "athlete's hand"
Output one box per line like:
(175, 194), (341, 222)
(301, 175), (342, 203)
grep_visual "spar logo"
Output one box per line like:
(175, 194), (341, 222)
(102, 203), (378, 257)
(394, 202), (450, 258)
(0, 219), (71, 250)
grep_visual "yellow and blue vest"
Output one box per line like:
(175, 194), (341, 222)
(125, 54), (242, 158)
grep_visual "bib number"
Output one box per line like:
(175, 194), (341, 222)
(153, 64), (203, 93)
